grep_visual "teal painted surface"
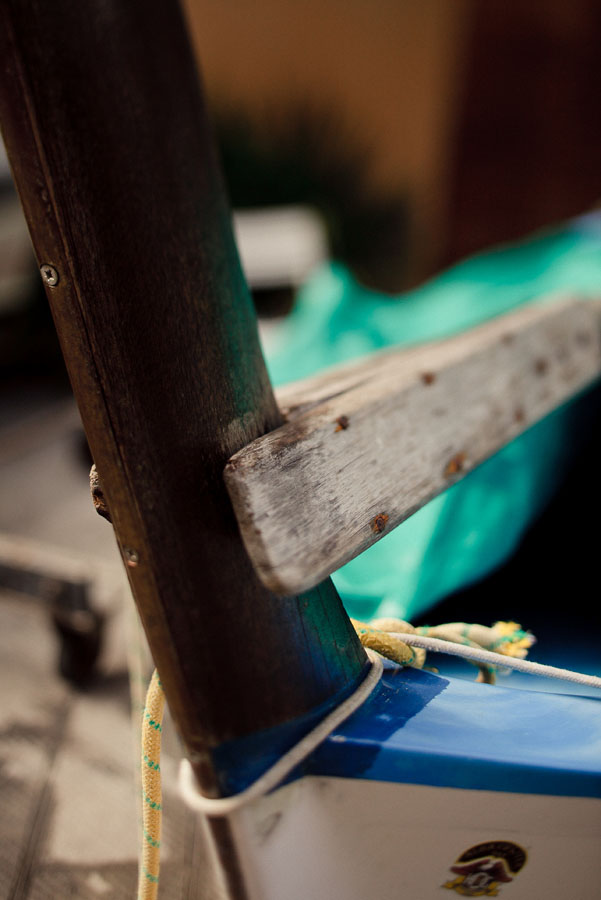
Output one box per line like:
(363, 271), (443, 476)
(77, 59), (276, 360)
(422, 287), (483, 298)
(265, 214), (601, 622)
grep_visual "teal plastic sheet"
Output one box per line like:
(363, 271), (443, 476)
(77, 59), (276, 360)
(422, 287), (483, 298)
(264, 213), (601, 622)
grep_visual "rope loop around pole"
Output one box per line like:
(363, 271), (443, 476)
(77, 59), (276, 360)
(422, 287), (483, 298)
(179, 649), (384, 817)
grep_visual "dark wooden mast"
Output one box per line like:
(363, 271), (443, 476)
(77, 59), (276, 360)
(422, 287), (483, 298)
(0, 0), (366, 796)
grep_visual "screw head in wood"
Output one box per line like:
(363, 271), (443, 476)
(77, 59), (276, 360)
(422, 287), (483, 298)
(40, 264), (59, 287)
(124, 547), (140, 568)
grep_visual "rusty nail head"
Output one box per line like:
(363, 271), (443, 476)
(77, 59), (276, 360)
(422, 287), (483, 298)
(335, 415), (350, 432)
(421, 372), (436, 385)
(371, 513), (389, 534)
(40, 264), (59, 287)
(444, 452), (466, 478)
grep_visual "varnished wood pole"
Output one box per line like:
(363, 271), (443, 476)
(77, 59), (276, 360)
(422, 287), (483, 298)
(0, 0), (366, 795)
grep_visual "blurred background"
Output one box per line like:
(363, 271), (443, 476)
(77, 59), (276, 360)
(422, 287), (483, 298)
(186, 0), (601, 291)
(3, 0), (601, 376)
(1, 2), (601, 894)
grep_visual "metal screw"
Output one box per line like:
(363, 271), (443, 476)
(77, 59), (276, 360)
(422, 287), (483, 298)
(124, 547), (140, 568)
(40, 264), (59, 287)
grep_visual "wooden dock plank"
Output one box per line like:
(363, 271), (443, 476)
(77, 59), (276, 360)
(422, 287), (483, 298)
(225, 297), (601, 595)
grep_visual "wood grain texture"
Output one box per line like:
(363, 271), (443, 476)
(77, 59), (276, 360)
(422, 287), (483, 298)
(0, 0), (366, 797)
(225, 297), (601, 595)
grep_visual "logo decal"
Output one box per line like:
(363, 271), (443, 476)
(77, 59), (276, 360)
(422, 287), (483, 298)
(443, 841), (527, 896)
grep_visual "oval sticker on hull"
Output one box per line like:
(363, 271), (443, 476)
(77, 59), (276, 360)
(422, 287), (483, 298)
(443, 841), (527, 897)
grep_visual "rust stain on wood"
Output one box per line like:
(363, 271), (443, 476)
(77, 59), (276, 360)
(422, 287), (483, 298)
(444, 452), (466, 477)
(421, 372), (436, 385)
(371, 513), (389, 533)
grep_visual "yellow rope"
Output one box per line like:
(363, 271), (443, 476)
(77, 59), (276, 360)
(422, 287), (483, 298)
(352, 617), (535, 684)
(349, 618), (426, 669)
(138, 669), (165, 900)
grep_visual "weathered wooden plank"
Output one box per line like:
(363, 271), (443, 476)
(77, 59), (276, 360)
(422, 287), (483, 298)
(225, 297), (601, 595)
(0, 0), (365, 800)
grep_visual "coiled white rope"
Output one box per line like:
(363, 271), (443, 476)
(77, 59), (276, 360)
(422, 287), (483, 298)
(395, 632), (601, 690)
(179, 649), (384, 817)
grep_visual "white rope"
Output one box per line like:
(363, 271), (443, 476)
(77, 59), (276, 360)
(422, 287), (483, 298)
(395, 632), (601, 689)
(179, 649), (384, 817)
(180, 636), (601, 818)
